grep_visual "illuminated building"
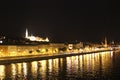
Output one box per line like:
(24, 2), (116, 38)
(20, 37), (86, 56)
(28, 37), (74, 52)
(25, 28), (49, 42)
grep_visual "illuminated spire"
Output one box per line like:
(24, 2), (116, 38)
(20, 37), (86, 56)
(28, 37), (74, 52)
(25, 28), (28, 38)
(104, 37), (107, 47)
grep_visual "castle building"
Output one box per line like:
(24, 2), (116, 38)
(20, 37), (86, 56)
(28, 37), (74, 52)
(25, 28), (49, 42)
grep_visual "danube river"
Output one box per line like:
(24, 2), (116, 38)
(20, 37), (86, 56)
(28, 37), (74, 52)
(0, 51), (120, 80)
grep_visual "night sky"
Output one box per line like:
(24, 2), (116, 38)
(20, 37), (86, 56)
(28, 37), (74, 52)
(0, 0), (120, 42)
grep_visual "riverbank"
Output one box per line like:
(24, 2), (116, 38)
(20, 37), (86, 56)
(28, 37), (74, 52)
(0, 49), (112, 64)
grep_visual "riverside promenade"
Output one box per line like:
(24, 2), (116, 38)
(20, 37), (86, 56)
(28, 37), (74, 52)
(0, 49), (112, 64)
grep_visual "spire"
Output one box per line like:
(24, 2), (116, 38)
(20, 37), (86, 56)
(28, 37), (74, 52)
(25, 28), (28, 38)
(104, 37), (107, 47)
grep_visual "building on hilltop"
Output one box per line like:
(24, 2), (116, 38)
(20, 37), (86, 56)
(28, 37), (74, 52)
(25, 28), (49, 42)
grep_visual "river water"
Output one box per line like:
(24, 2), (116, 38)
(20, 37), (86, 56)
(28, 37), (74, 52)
(0, 51), (120, 80)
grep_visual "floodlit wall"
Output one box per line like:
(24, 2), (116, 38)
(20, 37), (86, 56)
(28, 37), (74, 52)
(0, 43), (67, 57)
(0, 42), (84, 57)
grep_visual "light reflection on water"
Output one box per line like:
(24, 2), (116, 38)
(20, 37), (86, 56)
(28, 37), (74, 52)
(0, 51), (119, 80)
(0, 65), (5, 80)
(38, 60), (47, 79)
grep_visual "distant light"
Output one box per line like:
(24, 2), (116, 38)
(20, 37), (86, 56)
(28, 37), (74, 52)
(0, 40), (3, 43)
(29, 36), (36, 41)
(68, 44), (73, 50)
(45, 37), (49, 42)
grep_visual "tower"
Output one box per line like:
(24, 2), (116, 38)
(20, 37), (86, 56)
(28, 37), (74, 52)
(25, 28), (28, 38)
(104, 37), (107, 47)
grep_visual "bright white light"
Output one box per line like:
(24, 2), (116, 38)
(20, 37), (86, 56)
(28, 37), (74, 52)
(68, 44), (73, 50)
(29, 36), (36, 41)
(45, 37), (49, 42)
(0, 41), (3, 43)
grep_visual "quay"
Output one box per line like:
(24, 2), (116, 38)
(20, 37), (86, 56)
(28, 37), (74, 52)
(0, 49), (112, 64)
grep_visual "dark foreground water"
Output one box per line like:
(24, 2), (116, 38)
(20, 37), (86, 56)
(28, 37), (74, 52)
(0, 51), (120, 80)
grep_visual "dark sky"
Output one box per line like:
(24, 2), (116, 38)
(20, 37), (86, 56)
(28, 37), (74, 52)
(0, 0), (120, 42)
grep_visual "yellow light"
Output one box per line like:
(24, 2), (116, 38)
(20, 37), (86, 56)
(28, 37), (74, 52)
(23, 63), (27, 76)
(48, 59), (52, 72)
(0, 65), (5, 79)
(31, 61), (38, 76)
(17, 63), (22, 75)
(41, 49), (46, 53)
(11, 64), (16, 76)
(38, 60), (47, 79)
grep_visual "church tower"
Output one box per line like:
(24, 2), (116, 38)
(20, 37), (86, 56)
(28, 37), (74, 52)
(104, 37), (107, 47)
(25, 28), (28, 38)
